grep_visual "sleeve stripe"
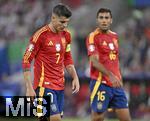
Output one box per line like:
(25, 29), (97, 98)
(23, 26), (48, 64)
(89, 28), (100, 44)
(23, 51), (31, 63)
(32, 26), (48, 43)
(89, 32), (95, 44)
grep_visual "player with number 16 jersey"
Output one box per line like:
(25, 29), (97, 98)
(86, 8), (131, 121)
(86, 28), (122, 87)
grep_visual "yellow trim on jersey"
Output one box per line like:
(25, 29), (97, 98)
(89, 28), (100, 44)
(23, 26), (48, 65)
(39, 86), (45, 97)
(90, 72), (102, 104)
(89, 33), (95, 44)
(23, 51), (31, 63)
(32, 26), (47, 43)
(108, 30), (117, 35)
(39, 62), (44, 87)
(66, 44), (71, 52)
(64, 28), (70, 33)
(37, 87), (45, 117)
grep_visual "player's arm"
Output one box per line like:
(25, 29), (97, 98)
(22, 33), (43, 96)
(66, 65), (80, 94)
(23, 70), (36, 97)
(90, 53), (122, 88)
(89, 54), (111, 76)
(86, 35), (121, 88)
(64, 32), (80, 93)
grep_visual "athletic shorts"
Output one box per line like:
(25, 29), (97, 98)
(35, 87), (64, 116)
(90, 80), (128, 113)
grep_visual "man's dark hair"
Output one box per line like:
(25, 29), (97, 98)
(53, 4), (72, 18)
(96, 8), (112, 18)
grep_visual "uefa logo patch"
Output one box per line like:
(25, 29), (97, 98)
(97, 102), (103, 110)
(51, 104), (57, 112)
(28, 44), (34, 52)
(88, 44), (95, 52)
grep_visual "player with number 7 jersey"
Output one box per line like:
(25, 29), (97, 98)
(22, 25), (73, 90)
(22, 4), (80, 121)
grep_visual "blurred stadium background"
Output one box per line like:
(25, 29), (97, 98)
(0, 0), (150, 121)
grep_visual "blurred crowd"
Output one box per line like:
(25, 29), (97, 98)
(116, 9), (150, 77)
(0, 0), (53, 41)
(0, 0), (149, 119)
(1, 0), (149, 77)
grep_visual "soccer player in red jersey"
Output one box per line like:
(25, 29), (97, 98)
(86, 8), (131, 121)
(22, 4), (80, 121)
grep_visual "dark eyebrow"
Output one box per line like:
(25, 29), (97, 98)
(99, 16), (109, 19)
(59, 21), (66, 23)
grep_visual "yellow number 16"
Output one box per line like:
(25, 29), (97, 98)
(97, 91), (106, 101)
(109, 51), (116, 60)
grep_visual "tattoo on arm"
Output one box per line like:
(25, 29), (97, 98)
(23, 68), (31, 72)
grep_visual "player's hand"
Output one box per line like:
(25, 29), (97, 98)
(109, 72), (123, 88)
(26, 87), (36, 102)
(72, 77), (80, 94)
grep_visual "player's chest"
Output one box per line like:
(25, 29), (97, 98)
(42, 34), (67, 54)
(95, 35), (118, 53)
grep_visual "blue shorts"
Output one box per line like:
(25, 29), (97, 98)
(35, 87), (64, 116)
(90, 80), (128, 113)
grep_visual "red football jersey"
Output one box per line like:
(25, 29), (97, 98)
(22, 25), (73, 90)
(86, 28), (122, 87)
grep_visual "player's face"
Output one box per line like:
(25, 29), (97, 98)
(97, 12), (112, 31)
(52, 14), (70, 32)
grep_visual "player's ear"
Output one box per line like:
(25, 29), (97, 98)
(51, 14), (55, 20)
(96, 18), (99, 24)
(51, 13), (57, 21)
(110, 19), (113, 24)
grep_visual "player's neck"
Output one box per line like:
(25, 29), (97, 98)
(101, 30), (109, 33)
(48, 23), (58, 33)
(98, 28), (110, 34)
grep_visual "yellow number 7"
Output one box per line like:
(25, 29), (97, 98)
(56, 53), (60, 64)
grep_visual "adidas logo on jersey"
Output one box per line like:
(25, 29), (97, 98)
(48, 41), (53, 46)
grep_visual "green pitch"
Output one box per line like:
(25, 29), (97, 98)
(0, 117), (141, 121)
